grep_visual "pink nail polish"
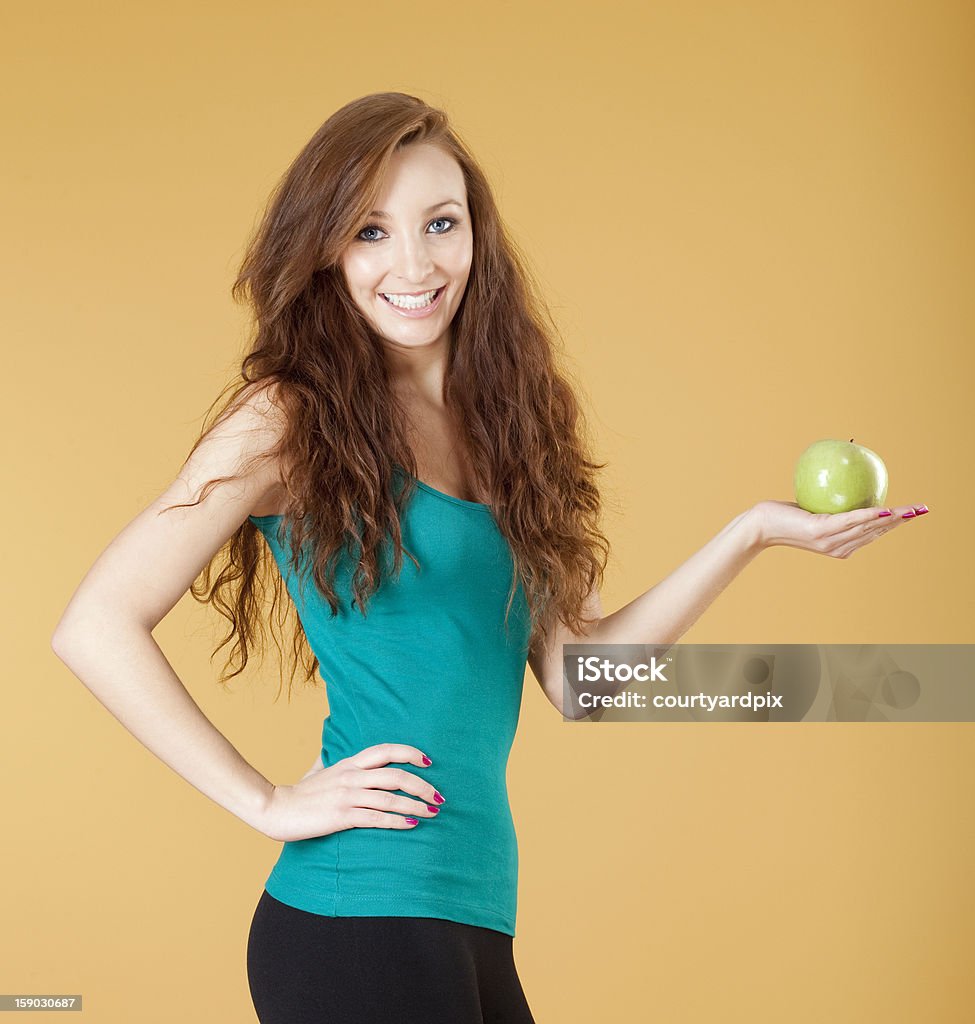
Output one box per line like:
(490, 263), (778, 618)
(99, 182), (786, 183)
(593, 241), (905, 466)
(433, 792), (445, 804)
(426, 805), (440, 813)
(877, 510), (892, 517)
(915, 505), (930, 515)
(902, 510), (916, 518)
(421, 755), (432, 766)
(405, 817), (419, 825)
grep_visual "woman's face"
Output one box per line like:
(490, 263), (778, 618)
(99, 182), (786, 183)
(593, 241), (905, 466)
(340, 143), (473, 358)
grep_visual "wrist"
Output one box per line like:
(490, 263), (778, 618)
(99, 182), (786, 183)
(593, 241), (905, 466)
(742, 504), (768, 554)
(239, 775), (278, 837)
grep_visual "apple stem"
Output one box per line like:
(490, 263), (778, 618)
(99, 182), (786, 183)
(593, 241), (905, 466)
(850, 438), (854, 443)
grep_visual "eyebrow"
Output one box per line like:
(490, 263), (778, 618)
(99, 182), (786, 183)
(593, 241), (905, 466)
(367, 199), (464, 219)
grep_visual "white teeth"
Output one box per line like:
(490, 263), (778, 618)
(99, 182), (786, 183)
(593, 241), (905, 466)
(381, 288), (439, 309)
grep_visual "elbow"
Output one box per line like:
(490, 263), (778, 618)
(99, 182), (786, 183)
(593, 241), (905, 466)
(51, 618), (84, 663)
(50, 603), (108, 662)
(51, 609), (76, 660)
(52, 601), (152, 664)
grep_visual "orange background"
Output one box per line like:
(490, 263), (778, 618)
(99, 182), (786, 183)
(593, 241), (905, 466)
(3, 1), (973, 1021)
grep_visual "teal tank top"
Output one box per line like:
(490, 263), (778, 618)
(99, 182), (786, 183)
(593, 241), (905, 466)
(248, 466), (532, 936)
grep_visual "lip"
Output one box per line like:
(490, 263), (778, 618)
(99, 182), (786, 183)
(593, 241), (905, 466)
(378, 286), (446, 319)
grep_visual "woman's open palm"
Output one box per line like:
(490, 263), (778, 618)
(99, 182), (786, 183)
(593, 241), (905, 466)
(754, 499), (930, 559)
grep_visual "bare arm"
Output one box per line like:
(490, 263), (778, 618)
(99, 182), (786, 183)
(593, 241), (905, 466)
(590, 506), (762, 648)
(51, 383), (288, 835)
(529, 497), (925, 717)
(529, 507), (760, 716)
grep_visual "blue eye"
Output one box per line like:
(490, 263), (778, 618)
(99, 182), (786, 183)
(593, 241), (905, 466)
(356, 217), (458, 244)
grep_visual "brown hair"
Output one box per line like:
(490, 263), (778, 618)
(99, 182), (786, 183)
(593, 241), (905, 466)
(169, 91), (611, 698)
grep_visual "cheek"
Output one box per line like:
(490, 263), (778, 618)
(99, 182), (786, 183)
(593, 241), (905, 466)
(342, 252), (379, 289)
(446, 242), (473, 280)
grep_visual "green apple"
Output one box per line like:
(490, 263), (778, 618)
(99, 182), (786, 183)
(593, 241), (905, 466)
(794, 438), (888, 514)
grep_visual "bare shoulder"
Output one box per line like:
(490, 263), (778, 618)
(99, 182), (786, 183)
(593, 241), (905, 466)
(179, 379), (292, 517)
(52, 381), (297, 640)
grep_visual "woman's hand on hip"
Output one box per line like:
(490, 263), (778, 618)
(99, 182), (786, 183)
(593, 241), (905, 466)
(258, 743), (444, 842)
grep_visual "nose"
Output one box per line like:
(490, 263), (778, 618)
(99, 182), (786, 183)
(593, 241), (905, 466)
(391, 232), (436, 285)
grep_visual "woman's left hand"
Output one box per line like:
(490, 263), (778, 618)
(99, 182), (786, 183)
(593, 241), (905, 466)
(753, 500), (930, 559)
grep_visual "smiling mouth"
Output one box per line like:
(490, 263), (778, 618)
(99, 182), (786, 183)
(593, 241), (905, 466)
(379, 286), (445, 310)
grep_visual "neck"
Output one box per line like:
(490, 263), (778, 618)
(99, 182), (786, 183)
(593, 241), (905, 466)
(385, 334), (450, 408)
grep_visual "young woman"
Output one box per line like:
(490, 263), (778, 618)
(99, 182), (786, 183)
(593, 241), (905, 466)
(51, 92), (929, 1024)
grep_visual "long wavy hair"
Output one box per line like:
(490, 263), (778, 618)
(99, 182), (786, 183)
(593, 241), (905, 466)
(167, 91), (612, 699)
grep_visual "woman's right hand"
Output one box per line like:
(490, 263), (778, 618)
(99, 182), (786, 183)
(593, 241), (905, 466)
(258, 743), (444, 842)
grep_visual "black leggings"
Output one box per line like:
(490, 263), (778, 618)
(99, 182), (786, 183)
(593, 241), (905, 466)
(246, 889), (537, 1023)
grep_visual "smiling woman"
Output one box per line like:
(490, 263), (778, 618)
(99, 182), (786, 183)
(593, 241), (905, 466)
(51, 91), (612, 1024)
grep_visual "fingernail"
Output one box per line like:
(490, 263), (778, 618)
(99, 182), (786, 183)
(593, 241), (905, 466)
(421, 755), (432, 766)
(915, 505), (930, 515)
(405, 817), (419, 825)
(877, 510), (892, 517)
(433, 791), (445, 804)
(426, 805), (440, 813)
(902, 510), (917, 518)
